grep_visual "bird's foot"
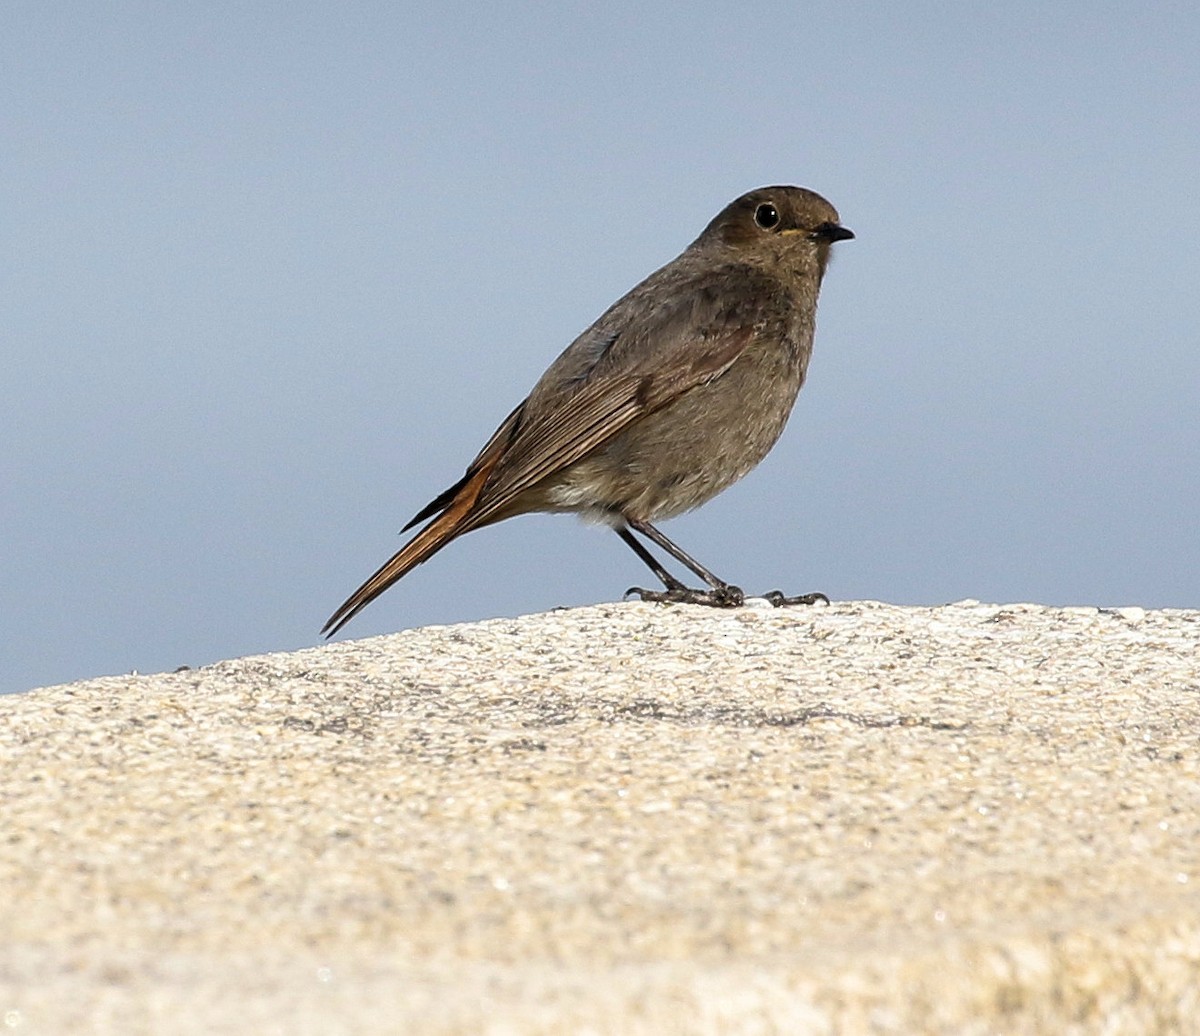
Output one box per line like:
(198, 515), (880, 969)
(626, 584), (746, 608)
(762, 590), (829, 607)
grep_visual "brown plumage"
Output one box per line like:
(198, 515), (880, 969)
(323, 186), (853, 636)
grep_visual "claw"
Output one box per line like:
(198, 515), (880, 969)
(763, 590), (829, 607)
(628, 584), (745, 608)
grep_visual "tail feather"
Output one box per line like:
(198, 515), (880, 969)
(321, 463), (492, 637)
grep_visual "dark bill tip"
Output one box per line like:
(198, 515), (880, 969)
(813, 222), (855, 243)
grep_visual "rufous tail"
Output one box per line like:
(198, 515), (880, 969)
(321, 463), (492, 637)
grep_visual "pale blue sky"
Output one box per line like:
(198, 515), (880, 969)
(4, 3), (1198, 691)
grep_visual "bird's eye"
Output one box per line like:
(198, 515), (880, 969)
(754, 203), (780, 230)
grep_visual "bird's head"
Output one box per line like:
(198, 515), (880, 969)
(697, 185), (854, 281)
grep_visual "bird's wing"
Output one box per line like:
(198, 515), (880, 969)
(462, 270), (778, 529)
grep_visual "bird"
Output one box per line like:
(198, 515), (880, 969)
(323, 185), (853, 636)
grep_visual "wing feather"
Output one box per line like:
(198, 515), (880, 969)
(462, 315), (760, 530)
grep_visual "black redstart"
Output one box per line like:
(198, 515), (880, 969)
(323, 185), (853, 636)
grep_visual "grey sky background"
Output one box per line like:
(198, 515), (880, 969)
(4, 3), (1197, 692)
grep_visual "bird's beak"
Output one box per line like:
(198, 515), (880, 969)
(812, 222), (855, 243)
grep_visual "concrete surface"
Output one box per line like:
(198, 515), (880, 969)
(1, 599), (1198, 1034)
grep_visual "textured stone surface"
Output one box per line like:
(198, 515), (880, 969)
(2, 600), (1199, 1033)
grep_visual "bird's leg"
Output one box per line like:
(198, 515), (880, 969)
(616, 527), (690, 592)
(619, 519), (744, 607)
(628, 519), (733, 590)
(620, 520), (828, 609)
